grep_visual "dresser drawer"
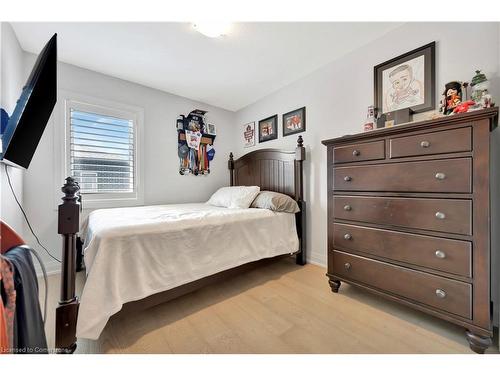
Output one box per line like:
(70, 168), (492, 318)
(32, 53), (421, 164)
(334, 158), (471, 193)
(333, 196), (472, 235)
(330, 250), (472, 318)
(389, 127), (471, 159)
(333, 223), (472, 277)
(333, 140), (385, 164)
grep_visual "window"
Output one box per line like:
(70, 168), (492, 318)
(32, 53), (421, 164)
(70, 109), (134, 194)
(63, 97), (143, 207)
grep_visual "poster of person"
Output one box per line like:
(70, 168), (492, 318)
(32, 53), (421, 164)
(243, 122), (255, 148)
(258, 115), (278, 143)
(185, 130), (202, 150)
(382, 56), (424, 113)
(282, 107), (306, 136)
(374, 42), (435, 115)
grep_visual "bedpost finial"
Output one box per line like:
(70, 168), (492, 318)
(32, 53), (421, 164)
(61, 176), (80, 200)
(295, 135), (305, 161)
(297, 135), (304, 147)
(228, 152), (235, 171)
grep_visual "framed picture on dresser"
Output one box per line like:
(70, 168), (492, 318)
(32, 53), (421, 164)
(374, 42), (435, 114)
(258, 114), (278, 143)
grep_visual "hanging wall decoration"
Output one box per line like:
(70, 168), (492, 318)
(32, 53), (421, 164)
(177, 109), (216, 176)
(243, 121), (255, 148)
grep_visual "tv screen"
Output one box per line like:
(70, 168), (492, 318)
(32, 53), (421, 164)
(0, 33), (57, 169)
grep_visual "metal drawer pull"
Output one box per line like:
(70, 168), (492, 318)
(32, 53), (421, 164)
(420, 140), (430, 148)
(343, 204), (352, 211)
(435, 172), (446, 180)
(344, 233), (352, 240)
(435, 212), (446, 220)
(435, 250), (446, 259)
(344, 262), (351, 270)
(352, 149), (360, 156)
(435, 289), (447, 299)
(344, 176), (352, 182)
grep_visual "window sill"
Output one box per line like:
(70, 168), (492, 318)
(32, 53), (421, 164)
(79, 196), (144, 210)
(53, 196), (144, 211)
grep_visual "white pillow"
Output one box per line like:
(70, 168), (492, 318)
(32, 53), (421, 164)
(207, 186), (260, 209)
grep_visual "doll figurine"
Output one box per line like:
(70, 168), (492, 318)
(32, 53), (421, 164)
(440, 81), (463, 115)
(453, 100), (476, 114)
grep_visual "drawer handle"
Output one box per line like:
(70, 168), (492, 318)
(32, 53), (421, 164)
(435, 250), (446, 259)
(435, 211), (446, 220)
(343, 204), (352, 211)
(344, 233), (352, 240)
(435, 172), (446, 180)
(344, 262), (352, 270)
(352, 150), (360, 156)
(435, 289), (447, 299)
(344, 176), (352, 182)
(420, 140), (431, 148)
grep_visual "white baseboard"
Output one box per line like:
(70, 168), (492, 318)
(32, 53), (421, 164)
(34, 258), (60, 278)
(307, 256), (326, 269)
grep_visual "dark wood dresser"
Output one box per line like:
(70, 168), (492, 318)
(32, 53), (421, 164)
(322, 108), (498, 353)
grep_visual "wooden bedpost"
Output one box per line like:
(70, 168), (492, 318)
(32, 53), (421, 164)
(55, 177), (80, 354)
(295, 135), (306, 265)
(295, 135), (305, 200)
(228, 152), (235, 186)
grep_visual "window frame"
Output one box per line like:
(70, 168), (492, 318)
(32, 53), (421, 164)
(57, 91), (144, 209)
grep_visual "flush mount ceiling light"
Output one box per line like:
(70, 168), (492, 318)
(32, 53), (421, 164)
(192, 22), (232, 38)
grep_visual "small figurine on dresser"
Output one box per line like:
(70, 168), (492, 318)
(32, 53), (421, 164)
(471, 70), (495, 109)
(453, 100), (476, 114)
(440, 81), (463, 115)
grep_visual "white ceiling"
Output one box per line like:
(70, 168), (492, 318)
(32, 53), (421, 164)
(12, 22), (402, 111)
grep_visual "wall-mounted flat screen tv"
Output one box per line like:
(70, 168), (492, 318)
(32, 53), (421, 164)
(0, 33), (57, 169)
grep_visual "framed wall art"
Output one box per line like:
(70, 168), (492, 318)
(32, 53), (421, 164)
(374, 42), (435, 114)
(258, 114), (278, 143)
(243, 121), (255, 148)
(206, 123), (216, 135)
(282, 106), (306, 137)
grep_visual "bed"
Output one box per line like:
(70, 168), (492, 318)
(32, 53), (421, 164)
(55, 135), (306, 353)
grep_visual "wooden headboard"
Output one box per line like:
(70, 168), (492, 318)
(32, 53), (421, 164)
(228, 135), (305, 201)
(228, 135), (306, 266)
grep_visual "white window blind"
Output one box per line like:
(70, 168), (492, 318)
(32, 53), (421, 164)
(70, 109), (135, 194)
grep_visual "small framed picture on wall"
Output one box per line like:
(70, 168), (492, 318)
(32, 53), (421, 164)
(282, 106), (306, 136)
(258, 115), (278, 143)
(243, 121), (255, 148)
(206, 123), (216, 135)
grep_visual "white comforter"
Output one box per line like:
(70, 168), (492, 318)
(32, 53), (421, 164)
(77, 203), (299, 340)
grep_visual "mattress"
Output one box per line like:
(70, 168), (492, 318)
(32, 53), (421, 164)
(77, 203), (299, 340)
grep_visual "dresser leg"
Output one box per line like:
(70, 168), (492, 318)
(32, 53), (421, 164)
(465, 330), (491, 354)
(329, 279), (341, 293)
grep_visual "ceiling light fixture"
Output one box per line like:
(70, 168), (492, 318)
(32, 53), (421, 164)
(192, 22), (232, 38)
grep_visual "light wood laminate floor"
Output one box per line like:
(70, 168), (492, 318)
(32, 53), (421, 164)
(40, 258), (499, 354)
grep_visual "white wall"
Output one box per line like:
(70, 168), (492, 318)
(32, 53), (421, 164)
(22, 53), (236, 273)
(0, 22), (26, 236)
(234, 22), (500, 270)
